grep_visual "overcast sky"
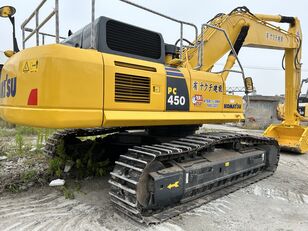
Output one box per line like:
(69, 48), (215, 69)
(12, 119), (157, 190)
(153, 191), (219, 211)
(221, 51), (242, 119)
(0, 0), (307, 95)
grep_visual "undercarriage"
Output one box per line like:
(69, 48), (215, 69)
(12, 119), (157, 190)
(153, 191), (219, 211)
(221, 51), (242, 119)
(45, 127), (279, 225)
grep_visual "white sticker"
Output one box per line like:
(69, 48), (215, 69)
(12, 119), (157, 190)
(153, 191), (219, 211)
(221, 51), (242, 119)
(186, 173), (189, 184)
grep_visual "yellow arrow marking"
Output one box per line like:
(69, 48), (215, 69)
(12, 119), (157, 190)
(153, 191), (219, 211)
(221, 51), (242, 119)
(167, 180), (179, 189)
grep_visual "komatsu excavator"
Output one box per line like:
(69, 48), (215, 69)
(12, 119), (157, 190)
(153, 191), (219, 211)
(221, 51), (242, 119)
(0, 1), (303, 224)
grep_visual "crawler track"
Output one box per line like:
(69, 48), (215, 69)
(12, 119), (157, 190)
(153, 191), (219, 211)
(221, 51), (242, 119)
(44, 127), (126, 157)
(109, 132), (279, 225)
(44, 129), (279, 225)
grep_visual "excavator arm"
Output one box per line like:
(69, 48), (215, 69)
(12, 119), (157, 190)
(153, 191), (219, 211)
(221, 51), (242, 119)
(185, 8), (300, 69)
(182, 7), (305, 153)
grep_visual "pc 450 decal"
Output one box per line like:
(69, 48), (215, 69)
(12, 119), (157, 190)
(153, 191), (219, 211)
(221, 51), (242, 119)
(0, 74), (17, 98)
(165, 69), (189, 111)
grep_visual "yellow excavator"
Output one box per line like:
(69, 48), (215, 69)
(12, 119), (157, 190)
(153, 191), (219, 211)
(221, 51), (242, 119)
(0, 1), (304, 224)
(277, 77), (308, 124)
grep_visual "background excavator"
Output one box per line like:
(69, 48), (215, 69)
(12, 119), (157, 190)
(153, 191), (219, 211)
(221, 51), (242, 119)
(0, 0), (304, 225)
(277, 77), (308, 121)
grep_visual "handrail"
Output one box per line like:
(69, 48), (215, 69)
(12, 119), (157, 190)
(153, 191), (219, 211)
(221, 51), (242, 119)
(118, 0), (199, 60)
(91, 0), (95, 49)
(20, 0), (48, 28)
(21, 0), (199, 60)
(21, 0), (60, 49)
(24, 28), (66, 44)
(198, 23), (246, 88)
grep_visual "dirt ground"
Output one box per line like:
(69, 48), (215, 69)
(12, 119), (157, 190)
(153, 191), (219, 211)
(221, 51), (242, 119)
(1, 125), (308, 231)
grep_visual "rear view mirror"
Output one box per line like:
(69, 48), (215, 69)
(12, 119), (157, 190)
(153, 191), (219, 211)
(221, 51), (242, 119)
(244, 77), (254, 93)
(0, 6), (16, 18)
(4, 50), (14, 57)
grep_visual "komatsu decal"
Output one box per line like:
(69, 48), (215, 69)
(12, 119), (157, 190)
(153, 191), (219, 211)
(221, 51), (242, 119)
(0, 74), (17, 98)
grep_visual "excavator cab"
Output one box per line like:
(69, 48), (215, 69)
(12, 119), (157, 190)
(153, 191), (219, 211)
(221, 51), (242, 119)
(297, 78), (308, 117)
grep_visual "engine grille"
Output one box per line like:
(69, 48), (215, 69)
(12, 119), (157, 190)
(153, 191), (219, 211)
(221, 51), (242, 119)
(115, 73), (150, 103)
(106, 20), (162, 60)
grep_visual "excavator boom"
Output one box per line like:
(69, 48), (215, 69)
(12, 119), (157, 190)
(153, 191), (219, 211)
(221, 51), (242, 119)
(182, 7), (304, 153)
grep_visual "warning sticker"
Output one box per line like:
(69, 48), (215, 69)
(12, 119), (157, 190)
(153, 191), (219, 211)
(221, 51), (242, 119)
(22, 59), (39, 73)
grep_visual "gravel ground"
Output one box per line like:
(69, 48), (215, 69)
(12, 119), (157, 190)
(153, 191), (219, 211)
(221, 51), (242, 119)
(0, 133), (50, 193)
(1, 125), (308, 230)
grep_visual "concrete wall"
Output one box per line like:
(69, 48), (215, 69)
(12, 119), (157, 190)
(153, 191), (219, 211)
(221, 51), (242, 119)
(244, 95), (282, 129)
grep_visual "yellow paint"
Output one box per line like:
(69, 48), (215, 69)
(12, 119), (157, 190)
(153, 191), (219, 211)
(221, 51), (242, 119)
(0, 43), (245, 128)
(224, 162), (230, 167)
(264, 124), (308, 154)
(103, 110), (244, 127)
(0, 44), (103, 128)
(185, 13), (298, 72)
(264, 18), (306, 153)
(103, 53), (165, 112)
(167, 181), (179, 190)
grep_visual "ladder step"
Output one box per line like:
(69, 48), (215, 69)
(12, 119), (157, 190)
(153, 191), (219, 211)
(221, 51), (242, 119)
(108, 180), (137, 194)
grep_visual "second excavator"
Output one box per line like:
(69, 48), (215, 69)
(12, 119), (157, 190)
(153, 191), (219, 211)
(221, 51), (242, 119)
(0, 1), (304, 224)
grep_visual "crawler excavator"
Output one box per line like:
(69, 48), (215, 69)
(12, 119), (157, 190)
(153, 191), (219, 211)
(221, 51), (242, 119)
(0, 1), (304, 224)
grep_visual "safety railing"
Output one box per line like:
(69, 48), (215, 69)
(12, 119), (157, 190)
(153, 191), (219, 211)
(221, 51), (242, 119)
(24, 28), (66, 45)
(198, 23), (247, 91)
(21, 0), (60, 49)
(19, 0), (245, 86)
(20, 0), (200, 62)
(118, 0), (199, 60)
